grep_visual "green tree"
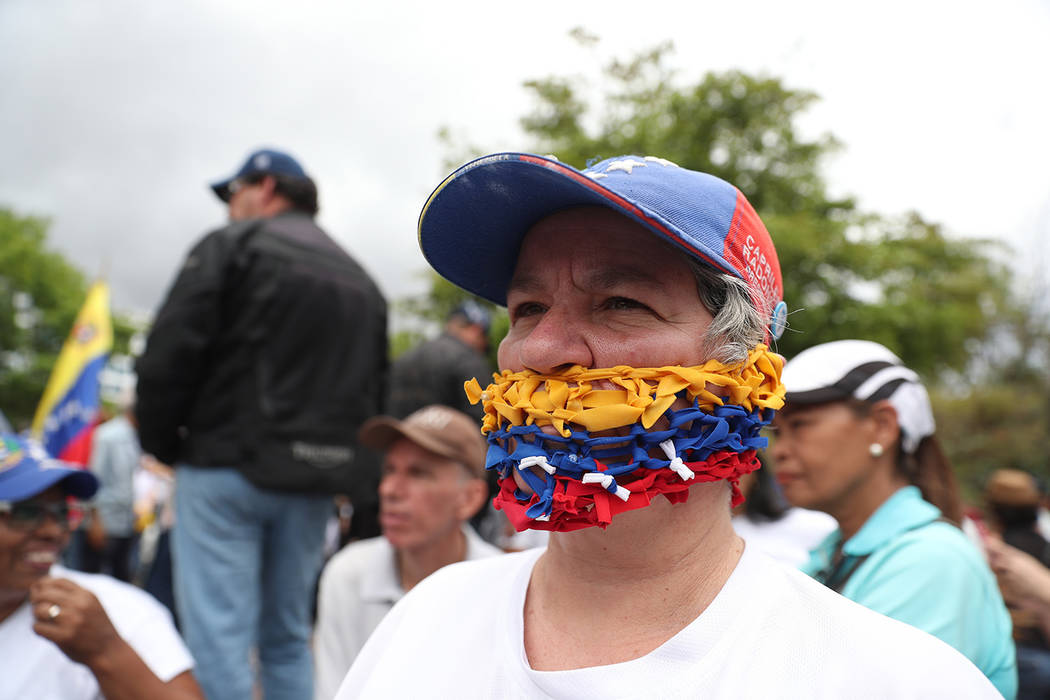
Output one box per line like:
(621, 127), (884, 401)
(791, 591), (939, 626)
(0, 208), (138, 429)
(523, 44), (849, 217)
(515, 38), (1013, 378)
(0, 209), (87, 428)
(768, 210), (1011, 376)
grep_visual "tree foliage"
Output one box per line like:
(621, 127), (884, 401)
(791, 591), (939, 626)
(0, 208), (137, 429)
(768, 210), (1012, 376)
(0, 209), (87, 428)
(516, 38), (1013, 379)
(523, 44), (849, 217)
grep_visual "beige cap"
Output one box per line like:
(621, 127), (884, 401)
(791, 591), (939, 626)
(358, 405), (487, 478)
(984, 469), (1042, 507)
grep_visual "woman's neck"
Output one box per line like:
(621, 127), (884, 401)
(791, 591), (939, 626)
(833, 474), (909, 541)
(524, 482), (743, 670)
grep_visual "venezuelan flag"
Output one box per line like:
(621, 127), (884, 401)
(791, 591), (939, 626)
(31, 281), (113, 463)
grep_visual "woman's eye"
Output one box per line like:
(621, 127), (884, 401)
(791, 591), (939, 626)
(510, 301), (547, 320)
(604, 296), (647, 311)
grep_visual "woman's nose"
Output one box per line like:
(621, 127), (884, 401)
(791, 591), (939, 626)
(514, 307), (594, 375)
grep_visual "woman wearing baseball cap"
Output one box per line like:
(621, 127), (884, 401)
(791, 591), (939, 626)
(0, 434), (202, 699)
(772, 339), (1017, 698)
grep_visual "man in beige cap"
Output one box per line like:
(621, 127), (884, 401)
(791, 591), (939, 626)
(312, 405), (502, 699)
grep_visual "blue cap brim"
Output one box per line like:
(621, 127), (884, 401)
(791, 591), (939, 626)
(418, 153), (732, 307)
(0, 466), (98, 502)
(210, 179), (234, 203)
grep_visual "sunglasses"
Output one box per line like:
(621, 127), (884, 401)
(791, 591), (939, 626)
(226, 178), (248, 196)
(226, 176), (264, 197)
(0, 500), (80, 531)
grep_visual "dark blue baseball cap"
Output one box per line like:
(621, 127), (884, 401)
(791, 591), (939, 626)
(418, 153), (788, 341)
(449, 300), (492, 333)
(0, 434), (98, 503)
(210, 148), (309, 203)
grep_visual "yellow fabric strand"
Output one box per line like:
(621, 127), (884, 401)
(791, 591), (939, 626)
(465, 345), (785, 437)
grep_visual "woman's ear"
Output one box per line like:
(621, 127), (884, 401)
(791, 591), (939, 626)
(867, 400), (901, 453)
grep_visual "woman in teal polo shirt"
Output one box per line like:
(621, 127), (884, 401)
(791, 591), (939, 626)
(771, 339), (1017, 699)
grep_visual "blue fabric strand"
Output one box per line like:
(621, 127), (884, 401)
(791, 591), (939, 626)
(487, 391), (773, 516)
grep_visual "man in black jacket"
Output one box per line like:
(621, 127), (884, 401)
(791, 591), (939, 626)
(135, 148), (387, 700)
(388, 301), (493, 421)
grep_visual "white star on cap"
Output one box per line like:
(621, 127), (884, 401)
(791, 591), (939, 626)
(644, 156), (678, 167)
(604, 158), (647, 174)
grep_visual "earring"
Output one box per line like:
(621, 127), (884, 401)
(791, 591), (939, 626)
(869, 443), (884, 458)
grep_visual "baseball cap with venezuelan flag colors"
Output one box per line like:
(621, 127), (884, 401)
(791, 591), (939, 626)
(0, 434), (98, 503)
(417, 153), (786, 341)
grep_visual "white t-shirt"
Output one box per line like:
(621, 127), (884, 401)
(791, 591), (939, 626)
(314, 525), (503, 700)
(732, 507), (837, 568)
(0, 566), (194, 700)
(337, 544), (1001, 699)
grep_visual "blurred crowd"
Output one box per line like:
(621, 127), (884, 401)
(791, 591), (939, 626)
(2, 148), (1046, 700)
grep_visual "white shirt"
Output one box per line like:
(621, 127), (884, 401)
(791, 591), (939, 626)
(314, 525), (502, 700)
(0, 566), (193, 700)
(337, 544), (1001, 699)
(732, 507), (837, 568)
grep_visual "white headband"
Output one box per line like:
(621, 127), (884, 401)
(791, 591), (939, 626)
(782, 339), (936, 454)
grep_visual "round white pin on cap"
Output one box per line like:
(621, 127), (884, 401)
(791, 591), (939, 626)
(770, 301), (788, 340)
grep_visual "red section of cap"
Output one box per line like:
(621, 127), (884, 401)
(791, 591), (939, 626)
(722, 191), (783, 317)
(495, 450), (761, 533)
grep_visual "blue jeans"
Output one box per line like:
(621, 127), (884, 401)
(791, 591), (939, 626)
(173, 466), (331, 700)
(1017, 643), (1050, 700)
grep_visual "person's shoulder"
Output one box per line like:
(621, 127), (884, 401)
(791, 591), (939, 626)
(464, 526), (506, 560)
(196, 219), (257, 247)
(746, 555), (997, 694)
(409, 547), (536, 600)
(93, 415), (131, 440)
(92, 420), (119, 442)
(470, 538), (506, 560)
(880, 520), (990, 576)
(748, 551), (944, 643)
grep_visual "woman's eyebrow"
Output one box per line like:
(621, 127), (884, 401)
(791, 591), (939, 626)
(507, 265), (666, 297)
(584, 265), (666, 291)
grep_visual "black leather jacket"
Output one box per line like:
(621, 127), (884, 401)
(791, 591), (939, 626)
(135, 212), (387, 494)
(388, 332), (492, 421)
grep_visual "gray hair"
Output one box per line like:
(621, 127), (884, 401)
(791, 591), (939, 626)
(688, 259), (766, 364)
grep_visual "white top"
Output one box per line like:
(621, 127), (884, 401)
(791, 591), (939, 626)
(314, 525), (503, 700)
(337, 544), (1001, 699)
(0, 566), (194, 700)
(732, 507), (837, 568)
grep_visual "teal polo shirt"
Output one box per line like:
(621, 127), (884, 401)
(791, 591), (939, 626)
(803, 486), (1017, 699)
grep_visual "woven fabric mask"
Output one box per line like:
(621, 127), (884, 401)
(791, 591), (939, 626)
(465, 345), (785, 532)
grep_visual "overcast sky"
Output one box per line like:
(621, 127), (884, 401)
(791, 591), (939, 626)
(3, 0), (1048, 324)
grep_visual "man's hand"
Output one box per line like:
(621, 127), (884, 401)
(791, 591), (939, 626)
(30, 577), (125, 665)
(985, 535), (1050, 642)
(29, 576), (204, 699)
